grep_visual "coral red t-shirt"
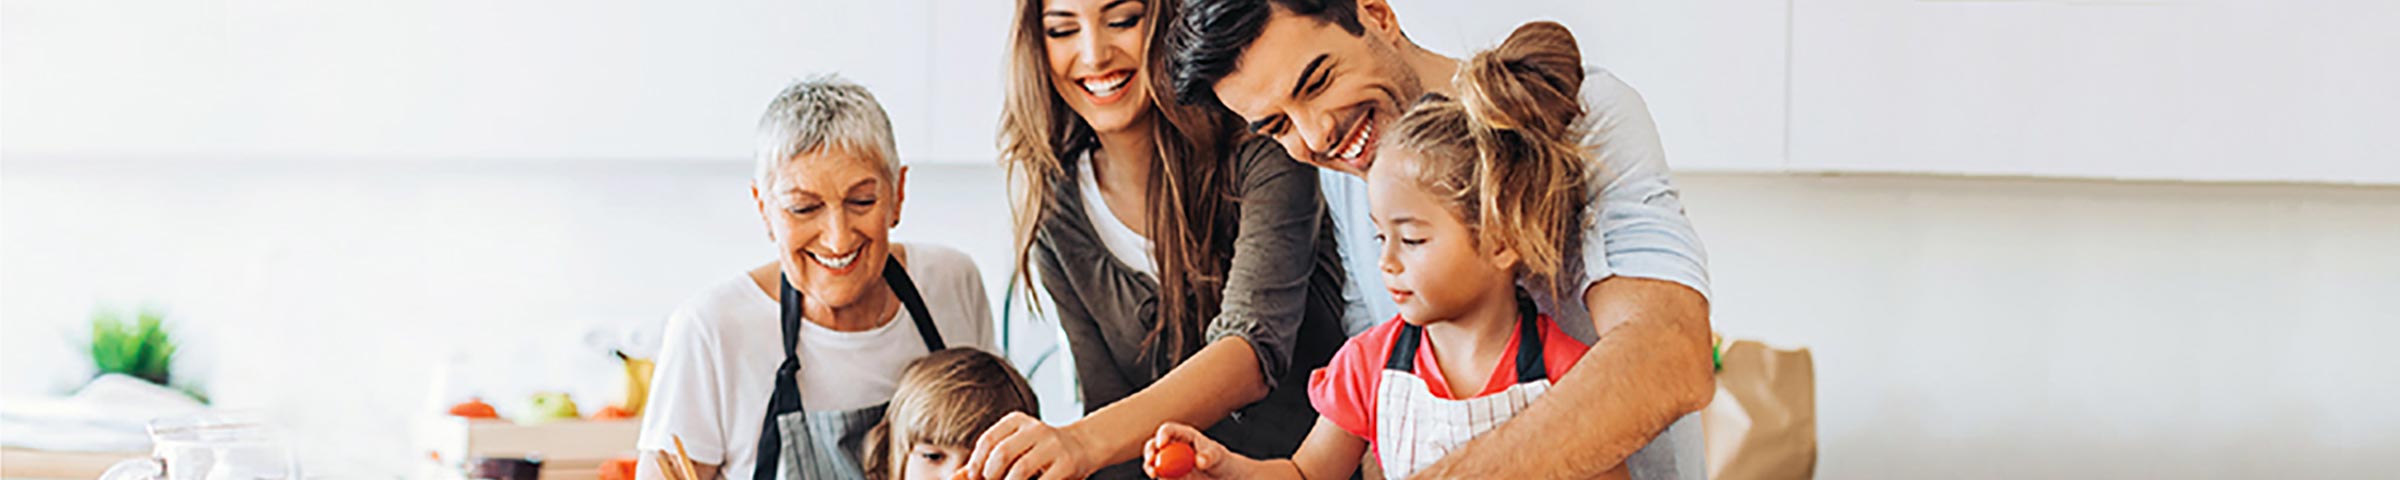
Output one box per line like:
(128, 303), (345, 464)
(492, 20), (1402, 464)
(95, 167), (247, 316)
(1305, 314), (1592, 443)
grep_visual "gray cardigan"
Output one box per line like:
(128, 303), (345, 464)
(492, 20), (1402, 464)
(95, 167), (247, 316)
(1031, 137), (1348, 479)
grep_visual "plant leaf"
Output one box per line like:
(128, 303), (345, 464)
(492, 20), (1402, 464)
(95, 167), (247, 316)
(87, 306), (179, 386)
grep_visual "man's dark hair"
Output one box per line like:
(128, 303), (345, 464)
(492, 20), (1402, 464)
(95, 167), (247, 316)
(1167, 0), (1366, 106)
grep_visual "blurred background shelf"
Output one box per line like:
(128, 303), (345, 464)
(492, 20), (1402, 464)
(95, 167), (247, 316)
(0, 447), (143, 480)
(410, 417), (639, 480)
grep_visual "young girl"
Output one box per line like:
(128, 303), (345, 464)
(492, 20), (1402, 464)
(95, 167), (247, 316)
(1139, 22), (1629, 480)
(862, 348), (1040, 480)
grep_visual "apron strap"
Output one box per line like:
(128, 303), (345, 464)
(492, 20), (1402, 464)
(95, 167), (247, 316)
(752, 254), (946, 480)
(754, 277), (809, 480)
(882, 257), (948, 352)
(1509, 293), (1548, 384)
(1385, 326), (1423, 373)
(1383, 291), (1551, 384)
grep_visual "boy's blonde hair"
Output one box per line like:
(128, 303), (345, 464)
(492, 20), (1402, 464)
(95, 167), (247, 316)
(1383, 21), (1592, 297)
(864, 348), (1041, 480)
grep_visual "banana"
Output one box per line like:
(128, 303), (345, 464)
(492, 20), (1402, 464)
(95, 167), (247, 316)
(616, 350), (657, 416)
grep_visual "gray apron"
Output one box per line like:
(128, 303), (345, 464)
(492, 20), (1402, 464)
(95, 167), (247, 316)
(751, 257), (946, 480)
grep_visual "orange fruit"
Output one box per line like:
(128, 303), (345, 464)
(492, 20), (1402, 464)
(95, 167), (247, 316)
(448, 398), (499, 419)
(1152, 441), (1196, 478)
(592, 405), (635, 420)
(599, 457), (638, 480)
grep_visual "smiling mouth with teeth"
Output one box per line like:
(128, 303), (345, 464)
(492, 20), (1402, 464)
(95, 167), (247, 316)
(1078, 70), (1133, 104)
(808, 250), (860, 272)
(1327, 109), (1377, 171)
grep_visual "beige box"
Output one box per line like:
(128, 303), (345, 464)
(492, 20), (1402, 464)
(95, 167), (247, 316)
(0, 447), (145, 480)
(412, 416), (640, 480)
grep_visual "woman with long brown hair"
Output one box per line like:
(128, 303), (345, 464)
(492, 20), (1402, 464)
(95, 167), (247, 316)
(960, 0), (1349, 478)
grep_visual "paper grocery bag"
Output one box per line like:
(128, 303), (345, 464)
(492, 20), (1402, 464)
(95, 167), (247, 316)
(1701, 339), (1816, 480)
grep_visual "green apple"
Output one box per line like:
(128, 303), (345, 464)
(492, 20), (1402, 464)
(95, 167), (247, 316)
(526, 392), (580, 423)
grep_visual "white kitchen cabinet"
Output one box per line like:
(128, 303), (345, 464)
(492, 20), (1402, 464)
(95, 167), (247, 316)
(0, 0), (988, 165)
(923, 0), (1015, 166)
(1787, 0), (2400, 184)
(11, 0), (2392, 183)
(1389, 0), (1792, 173)
(785, 0), (942, 161)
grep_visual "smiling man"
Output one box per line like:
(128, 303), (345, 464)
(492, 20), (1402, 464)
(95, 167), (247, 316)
(1165, 1), (1714, 478)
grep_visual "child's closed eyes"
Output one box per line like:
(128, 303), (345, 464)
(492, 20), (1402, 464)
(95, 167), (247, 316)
(1371, 233), (1428, 246)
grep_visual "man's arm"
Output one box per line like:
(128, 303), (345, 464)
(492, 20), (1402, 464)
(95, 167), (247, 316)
(1409, 278), (1713, 479)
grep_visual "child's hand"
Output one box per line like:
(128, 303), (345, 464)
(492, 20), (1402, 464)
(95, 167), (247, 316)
(1142, 422), (1239, 480)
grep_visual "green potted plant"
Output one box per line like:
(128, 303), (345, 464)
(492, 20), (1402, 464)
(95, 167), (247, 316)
(87, 306), (206, 403)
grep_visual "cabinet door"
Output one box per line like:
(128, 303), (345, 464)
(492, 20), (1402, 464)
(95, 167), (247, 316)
(1789, 0), (2400, 184)
(924, 0), (1014, 165)
(788, 0), (943, 162)
(2, 0), (924, 164)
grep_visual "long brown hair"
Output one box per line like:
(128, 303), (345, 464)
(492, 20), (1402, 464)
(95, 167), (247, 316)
(862, 348), (1040, 480)
(1000, 0), (1239, 365)
(1383, 21), (1591, 296)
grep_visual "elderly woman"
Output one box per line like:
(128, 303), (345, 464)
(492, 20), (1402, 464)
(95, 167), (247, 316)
(636, 75), (995, 480)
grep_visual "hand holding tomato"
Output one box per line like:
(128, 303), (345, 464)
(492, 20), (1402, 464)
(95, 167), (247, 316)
(1143, 423), (1240, 479)
(1153, 441), (1195, 478)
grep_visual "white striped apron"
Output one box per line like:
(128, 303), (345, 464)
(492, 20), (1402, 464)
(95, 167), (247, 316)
(1372, 301), (1553, 479)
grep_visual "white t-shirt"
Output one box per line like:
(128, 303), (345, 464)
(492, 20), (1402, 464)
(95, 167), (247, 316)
(1078, 152), (1158, 279)
(635, 243), (994, 479)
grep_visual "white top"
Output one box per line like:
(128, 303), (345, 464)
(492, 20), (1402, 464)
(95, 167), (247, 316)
(1078, 152), (1158, 279)
(634, 243), (994, 478)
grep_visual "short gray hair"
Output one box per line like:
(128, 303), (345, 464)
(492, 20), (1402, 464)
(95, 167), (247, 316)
(754, 74), (901, 188)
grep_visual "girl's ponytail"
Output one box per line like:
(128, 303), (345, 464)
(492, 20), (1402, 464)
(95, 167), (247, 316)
(1460, 20), (1585, 145)
(1384, 21), (1592, 295)
(1465, 21), (1590, 294)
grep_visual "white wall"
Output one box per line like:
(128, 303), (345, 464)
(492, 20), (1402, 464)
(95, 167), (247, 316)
(7, 161), (2397, 478)
(0, 159), (1077, 476)
(1684, 173), (2400, 478)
